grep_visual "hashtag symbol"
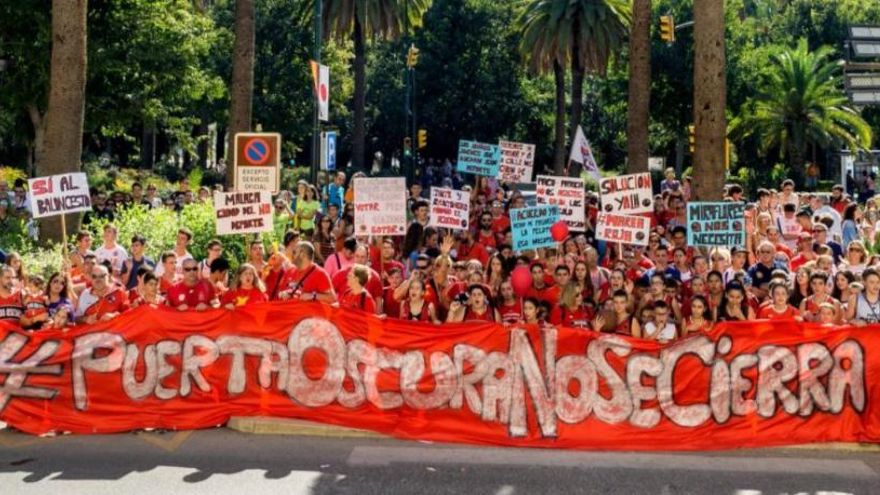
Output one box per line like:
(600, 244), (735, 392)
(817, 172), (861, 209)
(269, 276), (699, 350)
(0, 333), (63, 413)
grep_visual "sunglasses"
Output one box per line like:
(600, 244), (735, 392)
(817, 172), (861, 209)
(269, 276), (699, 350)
(183, 267), (198, 272)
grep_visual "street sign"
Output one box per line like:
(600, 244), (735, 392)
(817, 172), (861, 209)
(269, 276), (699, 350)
(321, 131), (337, 171)
(234, 132), (281, 194)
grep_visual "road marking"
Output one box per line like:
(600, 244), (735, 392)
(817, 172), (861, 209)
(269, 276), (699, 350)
(0, 467), (324, 494)
(495, 485), (515, 495)
(347, 447), (878, 478)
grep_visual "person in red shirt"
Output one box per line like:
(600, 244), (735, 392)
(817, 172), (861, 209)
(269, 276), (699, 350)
(339, 264), (376, 313)
(158, 251), (179, 295)
(130, 272), (165, 308)
(166, 259), (217, 311)
(222, 263), (268, 308)
(526, 262), (556, 305)
(789, 233), (816, 272)
(75, 265), (129, 324)
(382, 267), (405, 319)
(455, 229), (489, 267)
(375, 238), (405, 283)
(0, 264), (25, 323)
(550, 284), (592, 328)
(475, 212), (498, 251)
(496, 280), (522, 324)
(758, 282), (801, 320)
(332, 244), (383, 302)
(278, 241), (336, 303)
(447, 284), (499, 323)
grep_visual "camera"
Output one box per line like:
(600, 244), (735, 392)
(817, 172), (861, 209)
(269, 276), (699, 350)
(454, 292), (470, 305)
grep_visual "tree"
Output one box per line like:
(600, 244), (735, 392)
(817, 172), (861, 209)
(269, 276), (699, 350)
(626, 0), (650, 173)
(519, 0), (630, 175)
(730, 39), (873, 184)
(321, 0), (432, 171)
(38, 0), (88, 241)
(692, 0), (726, 200)
(227, 0), (255, 187)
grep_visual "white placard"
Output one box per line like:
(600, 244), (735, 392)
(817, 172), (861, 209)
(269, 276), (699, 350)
(595, 213), (650, 246)
(28, 173), (92, 219)
(498, 140), (535, 184)
(214, 191), (273, 235)
(535, 175), (586, 231)
(354, 177), (407, 236)
(429, 187), (470, 231)
(599, 172), (653, 214)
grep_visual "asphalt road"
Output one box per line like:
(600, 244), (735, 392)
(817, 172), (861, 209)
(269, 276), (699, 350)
(1, 428), (879, 494)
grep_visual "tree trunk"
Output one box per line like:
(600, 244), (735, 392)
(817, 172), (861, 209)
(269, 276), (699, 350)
(626, 0), (651, 174)
(553, 60), (566, 175)
(141, 120), (156, 169)
(692, 0), (727, 200)
(196, 121), (209, 169)
(27, 105), (46, 171)
(352, 18), (366, 171)
(569, 46), (585, 174)
(226, 0), (256, 188)
(38, 0), (88, 243)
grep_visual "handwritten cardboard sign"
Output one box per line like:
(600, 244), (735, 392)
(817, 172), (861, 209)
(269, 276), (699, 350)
(687, 202), (746, 247)
(595, 213), (650, 246)
(536, 175), (586, 231)
(429, 187), (470, 231)
(354, 177), (407, 236)
(510, 205), (560, 251)
(498, 140), (535, 184)
(28, 173), (92, 219)
(214, 191), (273, 235)
(457, 140), (501, 176)
(599, 173), (653, 215)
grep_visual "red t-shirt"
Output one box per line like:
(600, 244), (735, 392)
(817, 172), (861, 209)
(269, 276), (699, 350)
(476, 230), (497, 250)
(527, 284), (557, 305)
(221, 287), (268, 307)
(339, 290), (376, 313)
(0, 290), (25, 322)
(757, 304), (799, 320)
(263, 267), (287, 301)
(332, 266), (383, 300)
(159, 276), (178, 295)
(549, 306), (593, 328)
(457, 241), (489, 267)
(498, 300), (522, 324)
(24, 293), (48, 319)
(383, 287), (401, 319)
(166, 280), (216, 308)
(83, 286), (130, 319)
(279, 263), (334, 298)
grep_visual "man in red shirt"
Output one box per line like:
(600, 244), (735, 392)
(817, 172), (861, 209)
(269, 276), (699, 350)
(278, 241), (336, 303)
(526, 261), (556, 304)
(455, 229), (489, 267)
(475, 212), (497, 251)
(75, 265), (129, 324)
(0, 265), (24, 323)
(789, 233), (817, 272)
(166, 259), (217, 311)
(339, 264), (377, 313)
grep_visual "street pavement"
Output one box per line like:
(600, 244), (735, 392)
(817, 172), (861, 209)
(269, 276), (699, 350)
(1, 427), (879, 494)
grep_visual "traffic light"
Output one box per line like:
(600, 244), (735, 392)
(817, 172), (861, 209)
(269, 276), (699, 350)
(659, 15), (675, 43)
(404, 137), (412, 157)
(406, 44), (420, 68)
(418, 129), (427, 149)
(688, 125), (695, 153)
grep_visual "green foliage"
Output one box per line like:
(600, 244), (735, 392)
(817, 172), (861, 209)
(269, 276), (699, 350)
(0, 216), (32, 253)
(21, 245), (63, 281)
(0, 167), (27, 185)
(186, 167), (204, 190)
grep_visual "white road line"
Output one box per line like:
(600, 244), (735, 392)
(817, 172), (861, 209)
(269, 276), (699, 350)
(0, 467), (324, 495)
(347, 447), (878, 479)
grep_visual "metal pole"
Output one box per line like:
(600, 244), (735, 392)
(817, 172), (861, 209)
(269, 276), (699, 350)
(311, 0), (323, 185)
(411, 64), (418, 184)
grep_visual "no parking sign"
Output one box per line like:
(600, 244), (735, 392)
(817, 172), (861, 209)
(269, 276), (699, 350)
(234, 132), (281, 193)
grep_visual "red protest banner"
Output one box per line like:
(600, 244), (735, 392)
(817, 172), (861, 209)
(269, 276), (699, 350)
(0, 304), (878, 451)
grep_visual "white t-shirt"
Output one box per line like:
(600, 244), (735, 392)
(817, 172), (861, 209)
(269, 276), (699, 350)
(645, 321), (677, 341)
(95, 243), (129, 273)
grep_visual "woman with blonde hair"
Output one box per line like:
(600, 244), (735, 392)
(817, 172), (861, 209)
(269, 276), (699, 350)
(550, 283), (592, 329)
(842, 240), (868, 276)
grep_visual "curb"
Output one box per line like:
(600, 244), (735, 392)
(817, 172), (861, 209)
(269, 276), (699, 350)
(226, 417), (880, 453)
(227, 417), (387, 439)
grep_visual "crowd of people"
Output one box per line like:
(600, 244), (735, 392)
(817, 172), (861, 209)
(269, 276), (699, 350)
(2, 166), (880, 342)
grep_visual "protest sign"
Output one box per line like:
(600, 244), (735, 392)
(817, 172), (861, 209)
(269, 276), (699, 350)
(687, 202), (746, 247)
(429, 187), (470, 231)
(1, 305), (879, 452)
(214, 191), (273, 235)
(354, 177), (407, 236)
(535, 175), (586, 231)
(595, 212), (650, 246)
(599, 173), (653, 215)
(510, 205), (560, 251)
(498, 140), (535, 184)
(28, 173), (92, 219)
(457, 140), (501, 176)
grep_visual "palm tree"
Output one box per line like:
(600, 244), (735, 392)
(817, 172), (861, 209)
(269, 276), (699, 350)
(322, 0), (431, 171)
(692, 0), (726, 200)
(519, 0), (630, 176)
(38, 0), (88, 242)
(227, 0), (256, 188)
(731, 39), (873, 186)
(625, 0), (650, 173)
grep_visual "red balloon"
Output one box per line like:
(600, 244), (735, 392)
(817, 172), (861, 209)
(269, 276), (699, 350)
(550, 221), (570, 242)
(510, 266), (532, 298)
